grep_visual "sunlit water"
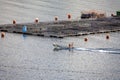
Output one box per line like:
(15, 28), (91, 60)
(0, 0), (120, 80)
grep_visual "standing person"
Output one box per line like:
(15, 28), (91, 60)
(68, 42), (74, 48)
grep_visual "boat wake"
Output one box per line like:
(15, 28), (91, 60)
(53, 46), (120, 54)
(74, 48), (120, 54)
(53, 44), (120, 54)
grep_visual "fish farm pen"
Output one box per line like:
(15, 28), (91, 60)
(0, 16), (120, 38)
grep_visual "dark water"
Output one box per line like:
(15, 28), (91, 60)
(0, 0), (120, 80)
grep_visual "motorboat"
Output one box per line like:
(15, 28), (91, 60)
(53, 43), (74, 50)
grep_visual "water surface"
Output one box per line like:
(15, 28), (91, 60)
(0, 0), (120, 80)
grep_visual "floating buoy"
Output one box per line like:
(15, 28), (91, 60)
(1, 32), (5, 38)
(13, 20), (16, 24)
(67, 14), (71, 19)
(84, 38), (88, 42)
(106, 35), (110, 39)
(111, 14), (114, 17)
(35, 18), (39, 23)
(55, 16), (58, 21)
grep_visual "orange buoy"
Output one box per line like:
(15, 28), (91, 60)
(55, 16), (58, 21)
(1, 32), (5, 38)
(67, 14), (71, 19)
(13, 20), (16, 24)
(111, 14), (115, 17)
(84, 38), (88, 42)
(106, 35), (110, 39)
(35, 18), (39, 23)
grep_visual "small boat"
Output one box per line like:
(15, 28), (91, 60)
(53, 44), (89, 51)
(53, 43), (120, 53)
(53, 43), (74, 50)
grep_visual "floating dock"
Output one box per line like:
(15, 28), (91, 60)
(0, 16), (120, 38)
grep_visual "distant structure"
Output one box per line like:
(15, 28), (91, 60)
(81, 10), (106, 19)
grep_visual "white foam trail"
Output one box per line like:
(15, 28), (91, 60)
(74, 47), (120, 54)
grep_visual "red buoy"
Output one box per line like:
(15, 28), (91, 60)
(67, 14), (71, 19)
(1, 32), (5, 38)
(35, 18), (39, 23)
(84, 38), (88, 42)
(111, 14), (114, 17)
(106, 35), (110, 39)
(55, 16), (58, 21)
(13, 20), (16, 24)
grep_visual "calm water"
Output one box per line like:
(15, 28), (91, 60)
(0, 0), (120, 24)
(0, 0), (120, 80)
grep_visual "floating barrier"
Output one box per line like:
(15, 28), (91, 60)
(0, 16), (120, 38)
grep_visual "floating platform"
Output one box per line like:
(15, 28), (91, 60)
(0, 16), (120, 38)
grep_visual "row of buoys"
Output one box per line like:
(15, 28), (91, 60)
(54, 14), (72, 21)
(12, 18), (39, 24)
(12, 14), (72, 24)
(0, 32), (110, 40)
(84, 35), (110, 42)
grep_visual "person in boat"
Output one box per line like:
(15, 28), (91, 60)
(68, 42), (74, 48)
